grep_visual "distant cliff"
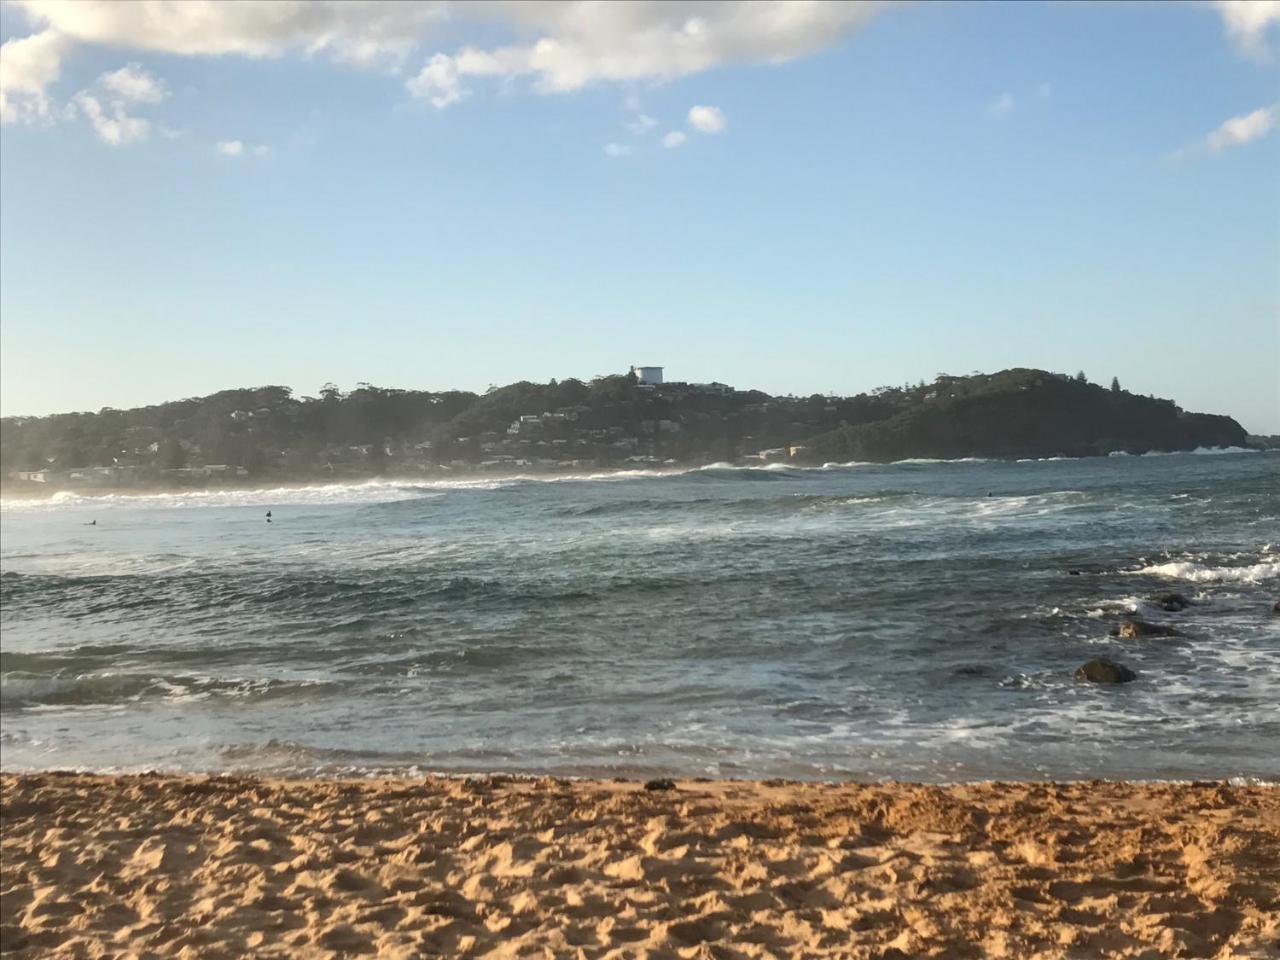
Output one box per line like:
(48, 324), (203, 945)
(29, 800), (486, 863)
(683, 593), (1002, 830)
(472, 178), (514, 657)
(800, 369), (1247, 463)
(0, 368), (1251, 489)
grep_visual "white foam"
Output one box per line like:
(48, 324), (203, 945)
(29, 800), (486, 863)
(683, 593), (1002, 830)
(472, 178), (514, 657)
(2, 480), (460, 512)
(1136, 560), (1280, 584)
(1177, 446), (1258, 456)
(0, 471), (724, 513)
(890, 463), (988, 471)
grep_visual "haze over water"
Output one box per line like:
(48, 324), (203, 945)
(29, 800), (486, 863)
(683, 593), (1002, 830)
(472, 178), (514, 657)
(2, 452), (1277, 782)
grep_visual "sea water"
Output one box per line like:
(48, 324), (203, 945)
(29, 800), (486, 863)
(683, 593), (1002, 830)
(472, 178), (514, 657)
(2, 452), (1277, 781)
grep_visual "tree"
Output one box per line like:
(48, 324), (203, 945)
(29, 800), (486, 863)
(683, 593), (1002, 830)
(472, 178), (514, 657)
(159, 439), (187, 469)
(1110, 376), (1121, 393)
(1075, 371), (1087, 383)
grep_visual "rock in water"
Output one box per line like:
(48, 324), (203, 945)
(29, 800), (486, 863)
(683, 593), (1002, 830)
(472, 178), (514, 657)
(1153, 592), (1190, 612)
(1112, 619), (1179, 639)
(1075, 659), (1137, 684)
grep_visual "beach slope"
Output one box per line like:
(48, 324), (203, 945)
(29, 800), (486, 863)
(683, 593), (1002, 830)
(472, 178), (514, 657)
(2, 773), (1277, 958)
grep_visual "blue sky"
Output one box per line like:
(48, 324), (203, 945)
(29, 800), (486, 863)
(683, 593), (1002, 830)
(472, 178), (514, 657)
(2, 1), (1278, 431)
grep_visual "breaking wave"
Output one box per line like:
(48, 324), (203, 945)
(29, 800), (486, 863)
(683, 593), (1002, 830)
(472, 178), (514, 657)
(1135, 560), (1280, 584)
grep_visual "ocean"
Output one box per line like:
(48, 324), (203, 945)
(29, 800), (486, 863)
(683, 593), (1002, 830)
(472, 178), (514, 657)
(1, 451), (1277, 782)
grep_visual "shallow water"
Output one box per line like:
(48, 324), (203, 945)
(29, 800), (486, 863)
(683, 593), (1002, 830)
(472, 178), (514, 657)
(2, 452), (1277, 781)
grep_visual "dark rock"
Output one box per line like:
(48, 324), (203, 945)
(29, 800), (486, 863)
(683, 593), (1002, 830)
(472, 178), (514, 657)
(1067, 569), (1084, 576)
(1153, 592), (1190, 612)
(1075, 658), (1137, 684)
(1110, 619), (1179, 639)
(1272, 601), (1280, 614)
(643, 778), (677, 792)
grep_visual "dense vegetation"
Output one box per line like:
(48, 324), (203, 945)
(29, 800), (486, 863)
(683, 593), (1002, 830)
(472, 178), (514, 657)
(802, 369), (1247, 462)
(0, 368), (1248, 490)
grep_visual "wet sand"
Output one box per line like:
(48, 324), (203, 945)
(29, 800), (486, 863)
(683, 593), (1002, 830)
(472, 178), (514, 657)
(1, 773), (1277, 958)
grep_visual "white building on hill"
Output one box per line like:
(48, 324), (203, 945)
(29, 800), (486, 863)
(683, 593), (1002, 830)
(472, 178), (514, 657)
(631, 365), (664, 385)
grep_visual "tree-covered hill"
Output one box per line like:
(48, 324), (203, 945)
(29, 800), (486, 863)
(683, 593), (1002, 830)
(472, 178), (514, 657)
(0, 368), (1249, 490)
(800, 369), (1247, 463)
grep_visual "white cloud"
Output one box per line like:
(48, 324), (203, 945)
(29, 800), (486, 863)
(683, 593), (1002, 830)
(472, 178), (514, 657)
(14, 0), (449, 68)
(687, 104), (725, 133)
(1205, 105), (1276, 152)
(217, 139), (271, 157)
(66, 64), (172, 145)
(100, 62), (168, 103)
(626, 112), (657, 134)
(0, 29), (70, 124)
(662, 130), (686, 148)
(986, 92), (1014, 117)
(407, 1), (888, 106)
(406, 52), (465, 108)
(1214, 0), (1280, 58)
(6, 2), (892, 126)
(73, 91), (150, 145)
(603, 142), (630, 157)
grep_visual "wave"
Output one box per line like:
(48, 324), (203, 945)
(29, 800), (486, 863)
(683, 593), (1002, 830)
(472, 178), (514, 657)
(0, 671), (338, 710)
(0, 467), (757, 512)
(1, 446), (1265, 515)
(1135, 560), (1279, 584)
(1111, 446), (1259, 458)
(0, 479), (461, 512)
(885, 463), (993, 471)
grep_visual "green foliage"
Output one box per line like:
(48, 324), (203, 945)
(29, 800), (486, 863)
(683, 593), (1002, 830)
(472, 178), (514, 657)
(0, 368), (1247, 483)
(804, 369), (1244, 461)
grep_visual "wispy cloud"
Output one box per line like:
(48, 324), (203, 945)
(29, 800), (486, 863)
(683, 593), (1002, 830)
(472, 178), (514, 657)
(4, 1), (891, 145)
(603, 142), (630, 157)
(662, 130), (687, 149)
(100, 62), (167, 104)
(405, 53), (465, 109)
(73, 91), (150, 145)
(68, 63), (168, 145)
(404, 1), (888, 109)
(626, 113), (657, 135)
(1213, 0), (1280, 59)
(217, 139), (271, 157)
(1169, 105), (1277, 162)
(0, 29), (70, 124)
(986, 92), (1014, 117)
(12, 0), (448, 68)
(1205, 105), (1276, 152)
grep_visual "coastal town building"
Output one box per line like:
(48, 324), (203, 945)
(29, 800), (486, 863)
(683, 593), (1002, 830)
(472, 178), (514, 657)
(631, 365), (664, 385)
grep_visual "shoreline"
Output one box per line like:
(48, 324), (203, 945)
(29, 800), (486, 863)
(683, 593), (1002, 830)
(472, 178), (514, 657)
(4, 772), (1277, 958)
(1, 446), (1268, 505)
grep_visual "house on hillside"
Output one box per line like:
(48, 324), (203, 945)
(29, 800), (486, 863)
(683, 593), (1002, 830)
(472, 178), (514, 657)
(631, 365), (664, 385)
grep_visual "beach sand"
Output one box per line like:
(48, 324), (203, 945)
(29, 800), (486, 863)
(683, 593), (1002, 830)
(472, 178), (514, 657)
(1, 774), (1277, 959)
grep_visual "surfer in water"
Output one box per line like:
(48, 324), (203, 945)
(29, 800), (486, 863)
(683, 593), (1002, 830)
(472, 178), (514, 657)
(266, 510), (272, 523)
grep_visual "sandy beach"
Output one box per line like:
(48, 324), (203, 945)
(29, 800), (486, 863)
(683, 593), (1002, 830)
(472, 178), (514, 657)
(1, 774), (1277, 958)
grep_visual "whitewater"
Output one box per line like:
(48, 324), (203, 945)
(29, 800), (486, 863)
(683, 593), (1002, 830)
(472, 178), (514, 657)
(1, 451), (1277, 781)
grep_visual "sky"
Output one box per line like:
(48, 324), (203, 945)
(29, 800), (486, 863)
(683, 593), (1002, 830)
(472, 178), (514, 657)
(1, 1), (1278, 432)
